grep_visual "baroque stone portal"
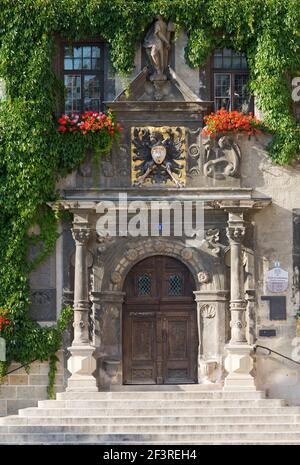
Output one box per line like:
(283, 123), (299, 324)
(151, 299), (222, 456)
(131, 126), (186, 187)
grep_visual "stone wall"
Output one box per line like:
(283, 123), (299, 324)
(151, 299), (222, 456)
(238, 134), (300, 404)
(0, 352), (66, 417)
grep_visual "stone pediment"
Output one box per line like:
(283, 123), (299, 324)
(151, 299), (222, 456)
(113, 66), (202, 103)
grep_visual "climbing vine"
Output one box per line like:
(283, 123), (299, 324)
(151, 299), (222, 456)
(0, 0), (299, 385)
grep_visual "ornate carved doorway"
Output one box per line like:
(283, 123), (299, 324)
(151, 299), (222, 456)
(123, 256), (197, 384)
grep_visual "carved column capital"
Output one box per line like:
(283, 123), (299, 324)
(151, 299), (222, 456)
(226, 225), (246, 243)
(72, 227), (91, 245)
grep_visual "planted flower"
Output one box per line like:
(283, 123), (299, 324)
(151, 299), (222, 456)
(0, 309), (12, 337)
(202, 108), (264, 139)
(56, 109), (123, 162)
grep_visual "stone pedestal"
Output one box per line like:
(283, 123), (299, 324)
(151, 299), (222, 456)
(66, 345), (98, 392)
(223, 344), (256, 390)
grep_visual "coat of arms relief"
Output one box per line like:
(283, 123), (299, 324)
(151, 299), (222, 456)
(131, 126), (186, 187)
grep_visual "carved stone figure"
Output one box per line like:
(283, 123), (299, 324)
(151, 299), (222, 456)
(203, 135), (241, 179)
(143, 16), (174, 81)
(132, 126), (185, 187)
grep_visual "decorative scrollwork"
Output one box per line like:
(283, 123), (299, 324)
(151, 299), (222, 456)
(203, 228), (221, 256)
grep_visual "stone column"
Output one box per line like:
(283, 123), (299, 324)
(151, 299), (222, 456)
(223, 212), (256, 390)
(66, 220), (97, 392)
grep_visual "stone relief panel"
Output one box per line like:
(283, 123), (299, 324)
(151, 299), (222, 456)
(203, 135), (241, 179)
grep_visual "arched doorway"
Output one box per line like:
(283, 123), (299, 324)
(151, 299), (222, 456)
(122, 256), (198, 384)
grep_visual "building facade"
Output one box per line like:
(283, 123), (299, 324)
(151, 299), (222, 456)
(2, 18), (300, 416)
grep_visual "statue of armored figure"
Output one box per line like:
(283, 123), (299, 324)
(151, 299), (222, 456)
(143, 15), (174, 81)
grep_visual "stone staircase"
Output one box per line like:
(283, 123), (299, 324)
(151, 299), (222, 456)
(1, 386), (300, 444)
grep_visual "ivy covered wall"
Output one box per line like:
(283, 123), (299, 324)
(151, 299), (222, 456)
(0, 0), (299, 381)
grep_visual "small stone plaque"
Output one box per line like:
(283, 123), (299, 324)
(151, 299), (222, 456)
(259, 329), (276, 337)
(266, 263), (288, 293)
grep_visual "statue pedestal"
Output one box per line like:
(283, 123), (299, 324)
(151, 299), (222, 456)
(66, 345), (98, 392)
(223, 344), (256, 391)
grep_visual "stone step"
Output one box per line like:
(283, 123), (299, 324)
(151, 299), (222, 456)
(38, 399), (285, 409)
(2, 423), (300, 434)
(57, 390), (265, 400)
(2, 431), (300, 444)
(18, 406), (300, 417)
(1, 414), (299, 426)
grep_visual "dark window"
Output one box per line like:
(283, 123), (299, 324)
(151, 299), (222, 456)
(62, 43), (104, 114)
(213, 48), (253, 113)
(137, 274), (151, 296)
(168, 274), (183, 296)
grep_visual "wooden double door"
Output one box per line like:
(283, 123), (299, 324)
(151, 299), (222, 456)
(123, 256), (198, 384)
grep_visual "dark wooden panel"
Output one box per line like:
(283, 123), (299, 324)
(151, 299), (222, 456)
(123, 255), (197, 384)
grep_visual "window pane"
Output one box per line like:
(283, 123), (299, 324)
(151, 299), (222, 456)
(232, 56), (242, 68)
(64, 75), (81, 114)
(82, 58), (91, 69)
(64, 46), (72, 58)
(92, 46), (101, 57)
(84, 75), (101, 111)
(223, 56), (232, 68)
(223, 48), (232, 56)
(92, 58), (101, 69)
(82, 46), (92, 58)
(137, 274), (151, 296)
(214, 74), (230, 97)
(214, 56), (222, 68)
(73, 47), (82, 58)
(234, 74), (251, 112)
(73, 58), (82, 69)
(168, 274), (183, 296)
(64, 58), (73, 70)
(215, 98), (231, 111)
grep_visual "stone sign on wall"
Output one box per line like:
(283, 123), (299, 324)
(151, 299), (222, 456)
(266, 262), (288, 293)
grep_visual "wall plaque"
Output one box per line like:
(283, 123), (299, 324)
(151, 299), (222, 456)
(259, 329), (277, 337)
(266, 262), (288, 293)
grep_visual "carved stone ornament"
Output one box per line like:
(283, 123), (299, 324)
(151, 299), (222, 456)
(203, 135), (241, 179)
(96, 233), (116, 253)
(230, 320), (247, 329)
(181, 247), (193, 260)
(200, 304), (216, 319)
(125, 248), (139, 261)
(203, 228), (221, 256)
(72, 228), (90, 244)
(131, 126), (186, 187)
(143, 16), (174, 81)
(110, 271), (122, 284)
(226, 226), (246, 243)
(154, 240), (167, 253)
(197, 271), (211, 284)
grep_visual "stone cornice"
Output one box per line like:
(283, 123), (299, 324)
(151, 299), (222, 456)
(49, 187), (271, 212)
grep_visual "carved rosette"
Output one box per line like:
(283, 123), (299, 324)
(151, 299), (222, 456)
(197, 271), (211, 284)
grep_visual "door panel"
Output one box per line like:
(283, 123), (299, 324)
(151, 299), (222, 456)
(123, 256), (197, 384)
